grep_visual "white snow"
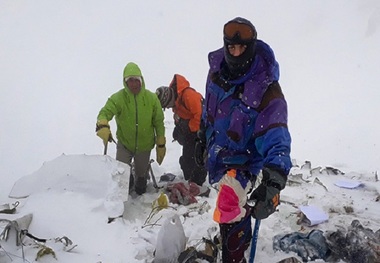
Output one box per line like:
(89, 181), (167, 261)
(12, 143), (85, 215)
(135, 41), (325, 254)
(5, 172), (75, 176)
(1, 149), (379, 263)
(1, 1), (380, 263)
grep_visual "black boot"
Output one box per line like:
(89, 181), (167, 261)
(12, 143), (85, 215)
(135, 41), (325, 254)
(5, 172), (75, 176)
(134, 176), (147, 195)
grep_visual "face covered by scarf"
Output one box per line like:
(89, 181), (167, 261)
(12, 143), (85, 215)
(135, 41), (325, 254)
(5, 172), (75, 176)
(223, 17), (258, 79)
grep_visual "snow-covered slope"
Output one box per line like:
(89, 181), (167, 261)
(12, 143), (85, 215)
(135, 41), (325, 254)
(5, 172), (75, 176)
(1, 156), (379, 263)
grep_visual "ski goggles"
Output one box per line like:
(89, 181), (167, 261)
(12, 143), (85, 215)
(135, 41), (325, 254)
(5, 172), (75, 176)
(223, 21), (255, 41)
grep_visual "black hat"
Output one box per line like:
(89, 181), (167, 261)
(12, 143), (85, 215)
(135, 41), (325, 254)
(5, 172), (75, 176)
(223, 17), (257, 78)
(156, 86), (176, 108)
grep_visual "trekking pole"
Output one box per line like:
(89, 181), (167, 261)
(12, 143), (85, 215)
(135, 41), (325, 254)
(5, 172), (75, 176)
(247, 198), (261, 263)
(249, 219), (261, 263)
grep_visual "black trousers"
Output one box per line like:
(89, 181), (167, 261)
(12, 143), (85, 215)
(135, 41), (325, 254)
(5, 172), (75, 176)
(173, 119), (207, 186)
(219, 216), (252, 263)
(178, 131), (207, 186)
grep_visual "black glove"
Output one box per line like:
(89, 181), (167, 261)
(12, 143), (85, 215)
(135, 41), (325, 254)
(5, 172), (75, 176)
(194, 126), (207, 167)
(249, 167), (287, 220)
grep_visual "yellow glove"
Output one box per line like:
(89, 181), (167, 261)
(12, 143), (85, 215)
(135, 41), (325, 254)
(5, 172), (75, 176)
(96, 120), (113, 144)
(156, 136), (166, 165)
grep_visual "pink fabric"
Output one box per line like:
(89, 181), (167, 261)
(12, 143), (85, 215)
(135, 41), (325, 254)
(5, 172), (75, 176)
(188, 182), (201, 196)
(167, 182), (198, 205)
(217, 185), (241, 223)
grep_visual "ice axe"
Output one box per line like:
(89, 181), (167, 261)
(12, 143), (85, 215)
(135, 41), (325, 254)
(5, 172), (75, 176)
(103, 136), (117, 155)
(131, 159), (160, 189)
(103, 141), (108, 155)
(147, 159), (160, 189)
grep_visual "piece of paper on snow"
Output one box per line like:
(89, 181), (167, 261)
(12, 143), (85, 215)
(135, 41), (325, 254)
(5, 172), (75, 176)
(299, 205), (329, 226)
(334, 180), (363, 189)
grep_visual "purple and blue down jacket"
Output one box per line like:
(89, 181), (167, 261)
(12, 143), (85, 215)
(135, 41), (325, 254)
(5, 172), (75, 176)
(203, 40), (292, 187)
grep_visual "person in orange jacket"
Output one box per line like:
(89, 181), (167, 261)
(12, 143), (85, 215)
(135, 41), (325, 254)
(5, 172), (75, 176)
(156, 74), (207, 186)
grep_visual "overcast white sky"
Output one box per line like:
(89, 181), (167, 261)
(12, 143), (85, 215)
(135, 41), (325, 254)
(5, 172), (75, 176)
(1, 0), (380, 187)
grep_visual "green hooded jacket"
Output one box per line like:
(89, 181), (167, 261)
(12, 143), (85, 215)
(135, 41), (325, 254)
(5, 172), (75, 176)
(97, 62), (165, 153)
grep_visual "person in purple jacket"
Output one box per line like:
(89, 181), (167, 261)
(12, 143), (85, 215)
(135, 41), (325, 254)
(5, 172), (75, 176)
(195, 17), (292, 262)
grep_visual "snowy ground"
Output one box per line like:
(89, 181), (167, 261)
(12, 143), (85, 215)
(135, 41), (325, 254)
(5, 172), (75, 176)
(1, 132), (379, 262)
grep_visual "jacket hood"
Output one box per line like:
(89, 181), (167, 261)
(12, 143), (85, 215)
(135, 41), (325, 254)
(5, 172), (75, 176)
(170, 74), (190, 95)
(123, 62), (142, 78)
(123, 62), (145, 92)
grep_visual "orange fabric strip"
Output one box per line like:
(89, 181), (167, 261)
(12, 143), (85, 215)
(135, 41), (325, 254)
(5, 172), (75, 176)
(226, 169), (237, 178)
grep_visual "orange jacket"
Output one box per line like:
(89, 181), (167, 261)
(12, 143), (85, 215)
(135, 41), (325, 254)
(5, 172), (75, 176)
(170, 74), (203, 132)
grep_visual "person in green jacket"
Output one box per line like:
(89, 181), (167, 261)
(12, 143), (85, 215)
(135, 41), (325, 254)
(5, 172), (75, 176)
(96, 62), (166, 195)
